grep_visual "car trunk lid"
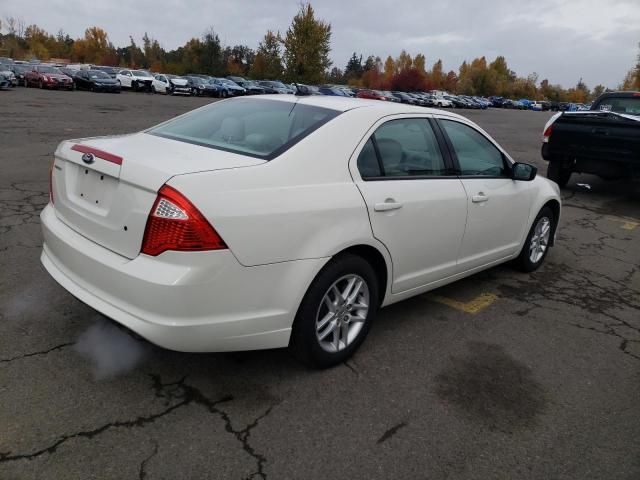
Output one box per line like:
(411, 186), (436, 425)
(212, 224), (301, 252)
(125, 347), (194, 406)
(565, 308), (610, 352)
(51, 132), (264, 259)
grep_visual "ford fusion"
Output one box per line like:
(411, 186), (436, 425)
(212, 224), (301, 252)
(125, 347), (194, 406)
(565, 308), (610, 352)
(41, 96), (561, 367)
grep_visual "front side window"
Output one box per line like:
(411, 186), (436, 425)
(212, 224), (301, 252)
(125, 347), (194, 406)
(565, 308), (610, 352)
(357, 118), (446, 179)
(148, 98), (340, 159)
(440, 120), (506, 176)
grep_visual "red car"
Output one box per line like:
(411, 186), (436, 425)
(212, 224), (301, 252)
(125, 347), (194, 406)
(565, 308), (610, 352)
(356, 89), (387, 101)
(25, 65), (74, 90)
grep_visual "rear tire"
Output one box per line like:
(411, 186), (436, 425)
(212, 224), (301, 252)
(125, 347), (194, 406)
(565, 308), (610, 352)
(547, 160), (572, 188)
(513, 206), (555, 272)
(290, 254), (379, 368)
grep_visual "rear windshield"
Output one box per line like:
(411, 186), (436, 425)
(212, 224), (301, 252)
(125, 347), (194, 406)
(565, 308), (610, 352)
(148, 98), (340, 159)
(596, 97), (640, 115)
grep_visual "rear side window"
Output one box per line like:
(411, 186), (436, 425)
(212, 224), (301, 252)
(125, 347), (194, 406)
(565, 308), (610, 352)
(440, 120), (506, 177)
(597, 97), (640, 115)
(357, 118), (446, 179)
(148, 98), (340, 159)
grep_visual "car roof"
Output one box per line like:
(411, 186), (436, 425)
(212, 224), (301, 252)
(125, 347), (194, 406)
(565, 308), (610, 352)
(239, 94), (469, 119)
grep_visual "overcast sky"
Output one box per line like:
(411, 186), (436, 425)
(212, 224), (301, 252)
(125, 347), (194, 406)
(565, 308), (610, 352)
(3, 0), (638, 87)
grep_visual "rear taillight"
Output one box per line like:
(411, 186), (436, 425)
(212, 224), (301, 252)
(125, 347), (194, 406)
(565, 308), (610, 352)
(542, 124), (553, 143)
(141, 185), (227, 256)
(49, 161), (55, 204)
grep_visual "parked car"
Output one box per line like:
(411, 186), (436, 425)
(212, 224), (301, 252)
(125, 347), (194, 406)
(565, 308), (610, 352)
(210, 78), (246, 97)
(0, 67), (17, 87)
(490, 96), (505, 107)
(531, 101), (544, 111)
(93, 66), (119, 79)
(25, 65), (73, 90)
(542, 91), (640, 187)
(0, 72), (11, 89)
(357, 89), (387, 101)
(152, 74), (191, 95)
(232, 79), (266, 95)
(116, 69), (155, 91)
(257, 80), (294, 94)
(431, 96), (453, 108)
(445, 95), (469, 108)
(183, 76), (218, 96)
(73, 69), (121, 93)
(42, 95), (560, 368)
(318, 86), (348, 96)
(58, 67), (78, 79)
(391, 91), (416, 104)
(10, 64), (30, 86)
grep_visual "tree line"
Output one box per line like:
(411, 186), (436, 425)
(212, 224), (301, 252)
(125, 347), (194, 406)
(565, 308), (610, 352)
(1, 5), (638, 101)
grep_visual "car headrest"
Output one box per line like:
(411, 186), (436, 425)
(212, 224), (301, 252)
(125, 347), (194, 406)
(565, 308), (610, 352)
(219, 117), (245, 143)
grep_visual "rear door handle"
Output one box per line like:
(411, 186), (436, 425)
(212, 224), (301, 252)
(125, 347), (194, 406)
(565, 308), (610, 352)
(374, 199), (403, 212)
(472, 193), (489, 203)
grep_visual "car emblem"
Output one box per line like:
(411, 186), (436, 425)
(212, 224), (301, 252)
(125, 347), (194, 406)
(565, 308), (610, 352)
(82, 153), (95, 164)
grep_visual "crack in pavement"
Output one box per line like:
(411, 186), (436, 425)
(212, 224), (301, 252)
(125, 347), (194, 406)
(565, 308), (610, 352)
(0, 182), (49, 252)
(0, 375), (278, 480)
(498, 260), (640, 361)
(0, 342), (74, 364)
(150, 374), (277, 480)
(138, 440), (159, 480)
(376, 421), (407, 444)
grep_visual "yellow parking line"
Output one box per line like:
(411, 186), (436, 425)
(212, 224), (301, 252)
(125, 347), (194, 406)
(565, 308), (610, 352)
(427, 292), (498, 314)
(606, 216), (639, 231)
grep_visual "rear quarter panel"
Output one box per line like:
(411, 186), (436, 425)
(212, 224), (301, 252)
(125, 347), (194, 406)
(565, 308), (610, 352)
(168, 108), (383, 267)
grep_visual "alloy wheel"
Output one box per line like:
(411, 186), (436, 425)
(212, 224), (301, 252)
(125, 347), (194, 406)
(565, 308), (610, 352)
(529, 216), (551, 263)
(315, 274), (370, 353)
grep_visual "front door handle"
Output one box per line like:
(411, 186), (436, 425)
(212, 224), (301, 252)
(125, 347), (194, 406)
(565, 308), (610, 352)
(374, 199), (403, 212)
(472, 193), (489, 203)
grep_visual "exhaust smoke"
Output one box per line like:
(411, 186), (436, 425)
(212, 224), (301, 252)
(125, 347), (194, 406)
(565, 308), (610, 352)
(74, 319), (149, 379)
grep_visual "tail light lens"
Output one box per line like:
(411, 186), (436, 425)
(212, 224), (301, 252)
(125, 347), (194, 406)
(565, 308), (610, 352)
(542, 124), (553, 143)
(141, 185), (227, 256)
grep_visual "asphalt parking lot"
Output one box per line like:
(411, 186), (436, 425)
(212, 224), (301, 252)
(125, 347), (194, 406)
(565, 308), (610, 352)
(1, 89), (639, 480)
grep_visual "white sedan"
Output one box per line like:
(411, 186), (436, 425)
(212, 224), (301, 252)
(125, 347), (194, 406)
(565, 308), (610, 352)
(151, 74), (191, 95)
(41, 95), (561, 367)
(115, 69), (155, 91)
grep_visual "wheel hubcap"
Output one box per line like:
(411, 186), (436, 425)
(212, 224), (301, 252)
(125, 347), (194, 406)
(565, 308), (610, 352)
(529, 216), (551, 263)
(315, 274), (370, 353)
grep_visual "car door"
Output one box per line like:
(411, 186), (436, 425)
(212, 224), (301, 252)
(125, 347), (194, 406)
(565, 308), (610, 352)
(77, 71), (88, 89)
(351, 116), (468, 293)
(119, 70), (131, 88)
(436, 117), (534, 271)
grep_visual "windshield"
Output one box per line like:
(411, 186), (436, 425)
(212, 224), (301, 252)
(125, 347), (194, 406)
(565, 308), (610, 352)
(133, 70), (151, 77)
(148, 98), (340, 160)
(597, 97), (640, 115)
(89, 71), (110, 79)
(38, 66), (62, 74)
(189, 77), (204, 84)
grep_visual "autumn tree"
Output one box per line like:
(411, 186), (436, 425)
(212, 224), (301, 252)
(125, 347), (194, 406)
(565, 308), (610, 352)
(283, 3), (332, 83)
(71, 27), (115, 64)
(199, 27), (223, 75)
(383, 56), (395, 86)
(396, 50), (412, 73)
(431, 59), (444, 89)
(413, 54), (426, 75)
(252, 31), (283, 79)
(344, 53), (363, 84)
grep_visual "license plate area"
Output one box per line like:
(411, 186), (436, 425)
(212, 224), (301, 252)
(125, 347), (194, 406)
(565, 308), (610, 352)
(74, 165), (118, 212)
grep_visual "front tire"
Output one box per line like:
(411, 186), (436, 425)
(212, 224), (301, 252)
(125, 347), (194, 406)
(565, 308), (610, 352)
(290, 254), (379, 368)
(513, 206), (555, 272)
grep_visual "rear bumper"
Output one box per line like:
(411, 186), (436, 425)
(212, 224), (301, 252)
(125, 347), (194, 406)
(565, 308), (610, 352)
(40, 204), (327, 352)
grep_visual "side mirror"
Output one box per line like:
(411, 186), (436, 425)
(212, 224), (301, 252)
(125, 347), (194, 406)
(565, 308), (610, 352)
(512, 162), (537, 181)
